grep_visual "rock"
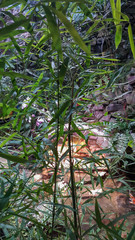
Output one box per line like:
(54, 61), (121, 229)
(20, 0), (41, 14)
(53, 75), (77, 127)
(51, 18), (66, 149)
(103, 91), (116, 100)
(87, 104), (93, 109)
(106, 103), (123, 112)
(110, 117), (116, 122)
(92, 105), (104, 111)
(127, 75), (135, 85)
(82, 116), (91, 121)
(111, 110), (125, 117)
(97, 137), (104, 146)
(94, 111), (104, 120)
(96, 134), (108, 148)
(100, 115), (111, 122)
(126, 91), (135, 105)
(124, 84), (131, 91)
(127, 84), (133, 91)
(0, 157), (8, 167)
(89, 135), (98, 140)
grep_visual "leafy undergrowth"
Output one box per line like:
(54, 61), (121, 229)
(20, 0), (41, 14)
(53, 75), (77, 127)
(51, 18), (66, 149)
(0, 0), (135, 239)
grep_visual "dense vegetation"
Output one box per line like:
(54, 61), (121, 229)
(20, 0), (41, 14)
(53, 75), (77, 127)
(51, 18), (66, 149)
(0, 0), (135, 239)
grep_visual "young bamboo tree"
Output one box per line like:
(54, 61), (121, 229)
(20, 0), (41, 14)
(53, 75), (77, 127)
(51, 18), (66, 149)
(0, 1), (135, 239)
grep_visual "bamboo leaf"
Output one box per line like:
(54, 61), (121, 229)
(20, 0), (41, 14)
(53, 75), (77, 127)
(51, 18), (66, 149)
(43, 6), (63, 59)
(0, 103), (13, 118)
(0, 150), (28, 163)
(0, 197), (9, 210)
(0, 133), (17, 148)
(59, 57), (69, 87)
(48, 100), (71, 125)
(10, 36), (23, 58)
(1, 10), (16, 21)
(0, 0), (25, 8)
(19, 14), (33, 34)
(95, 199), (102, 228)
(0, 19), (30, 37)
(0, 71), (34, 81)
(103, 224), (124, 240)
(41, 0), (83, 2)
(66, 229), (76, 240)
(51, 8), (90, 55)
(86, 20), (100, 35)
(58, 149), (69, 165)
(127, 225), (135, 240)
(82, 224), (97, 237)
(71, 120), (85, 140)
(115, 24), (122, 49)
(128, 24), (135, 59)
(43, 137), (57, 156)
(116, 0), (121, 24)
(0, 29), (27, 41)
(31, 73), (44, 91)
(0, 57), (5, 70)
(0, 204), (32, 223)
(107, 212), (135, 227)
(24, 39), (34, 57)
(7, 212), (46, 227)
(121, 12), (129, 21)
(110, 0), (116, 24)
(106, 232), (115, 240)
(35, 34), (51, 49)
(20, 2), (26, 11)
(107, 65), (124, 88)
(0, 184), (14, 210)
(4, 184), (14, 198)
(78, 3), (93, 19)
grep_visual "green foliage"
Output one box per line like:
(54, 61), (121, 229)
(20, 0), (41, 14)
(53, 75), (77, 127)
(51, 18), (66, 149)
(128, 24), (135, 59)
(0, 0), (135, 239)
(110, 0), (135, 58)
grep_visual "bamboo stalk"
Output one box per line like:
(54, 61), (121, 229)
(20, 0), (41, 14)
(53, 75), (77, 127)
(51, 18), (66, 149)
(68, 71), (80, 239)
(51, 10), (60, 238)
